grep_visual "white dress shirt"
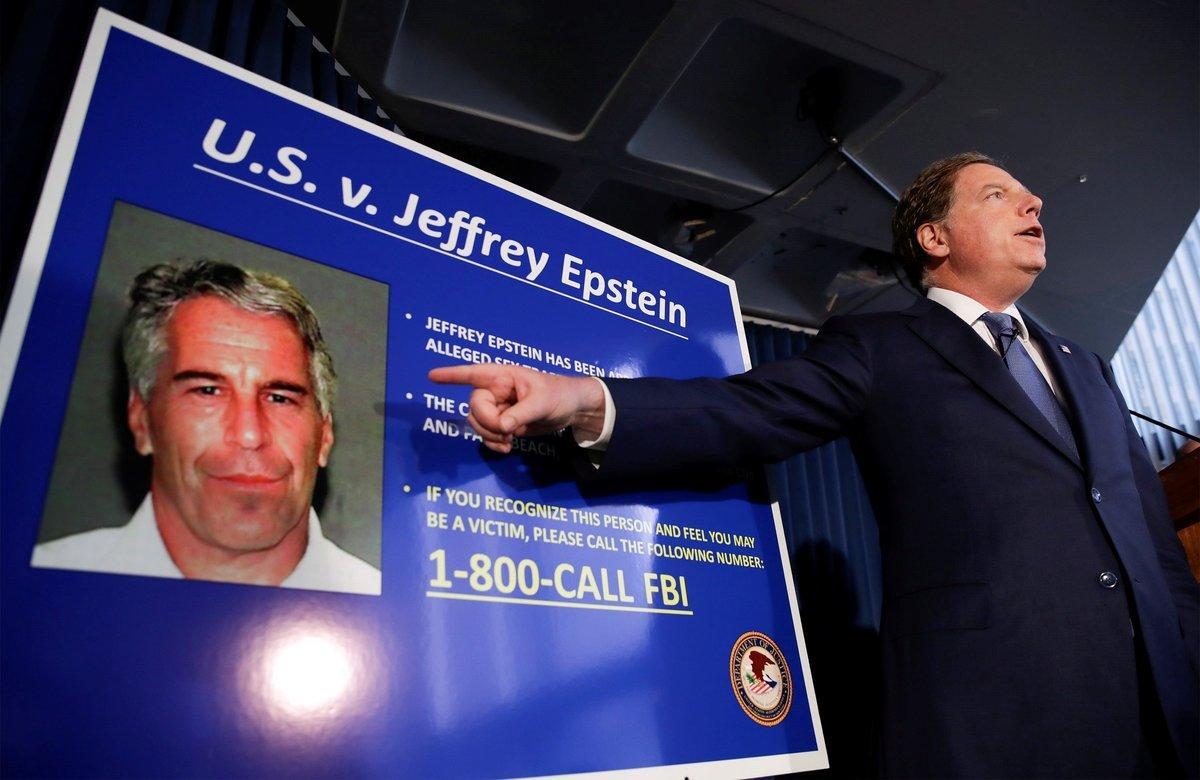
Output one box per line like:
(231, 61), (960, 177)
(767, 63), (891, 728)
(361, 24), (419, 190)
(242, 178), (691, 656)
(31, 494), (381, 595)
(925, 287), (1063, 400)
(576, 287), (1063, 452)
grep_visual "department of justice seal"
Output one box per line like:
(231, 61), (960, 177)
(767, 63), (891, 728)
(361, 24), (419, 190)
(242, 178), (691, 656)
(729, 631), (793, 726)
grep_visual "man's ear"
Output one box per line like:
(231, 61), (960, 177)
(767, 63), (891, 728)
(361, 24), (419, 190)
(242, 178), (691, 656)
(317, 415), (334, 468)
(917, 221), (951, 259)
(127, 389), (154, 456)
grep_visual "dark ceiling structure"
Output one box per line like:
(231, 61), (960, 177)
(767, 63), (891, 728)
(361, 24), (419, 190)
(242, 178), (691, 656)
(293, 1), (1194, 356)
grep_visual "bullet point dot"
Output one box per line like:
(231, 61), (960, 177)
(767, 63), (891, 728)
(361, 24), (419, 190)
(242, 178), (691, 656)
(403, 484), (412, 493)
(405, 392), (413, 400)
(405, 313), (412, 320)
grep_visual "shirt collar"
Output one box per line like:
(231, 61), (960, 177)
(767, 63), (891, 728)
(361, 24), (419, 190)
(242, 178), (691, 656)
(129, 494), (184, 577)
(927, 287), (1028, 340)
(283, 509), (328, 587)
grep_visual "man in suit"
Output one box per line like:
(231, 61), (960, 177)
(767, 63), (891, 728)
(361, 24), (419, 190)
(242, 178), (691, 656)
(431, 153), (1198, 777)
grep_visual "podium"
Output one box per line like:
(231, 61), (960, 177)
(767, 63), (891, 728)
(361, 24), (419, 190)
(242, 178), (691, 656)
(1164, 446), (1200, 580)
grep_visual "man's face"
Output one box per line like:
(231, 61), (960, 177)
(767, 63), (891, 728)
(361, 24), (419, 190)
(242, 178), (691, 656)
(922, 163), (1046, 298)
(128, 296), (334, 554)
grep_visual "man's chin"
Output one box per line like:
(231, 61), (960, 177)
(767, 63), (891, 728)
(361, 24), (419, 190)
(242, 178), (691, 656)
(1012, 260), (1045, 287)
(200, 507), (305, 554)
(1021, 253), (1047, 274)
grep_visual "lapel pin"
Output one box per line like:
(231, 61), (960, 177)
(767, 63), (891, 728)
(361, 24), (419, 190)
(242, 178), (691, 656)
(1059, 345), (1072, 354)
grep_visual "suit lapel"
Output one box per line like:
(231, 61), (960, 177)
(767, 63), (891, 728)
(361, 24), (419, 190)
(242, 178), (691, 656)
(905, 298), (1083, 470)
(1023, 317), (1106, 477)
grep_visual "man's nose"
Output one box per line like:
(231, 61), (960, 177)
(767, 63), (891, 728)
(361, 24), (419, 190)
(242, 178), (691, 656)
(225, 396), (271, 449)
(1022, 191), (1043, 217)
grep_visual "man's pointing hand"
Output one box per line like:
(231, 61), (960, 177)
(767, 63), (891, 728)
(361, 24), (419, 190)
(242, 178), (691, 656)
(428, 365), (606, 454)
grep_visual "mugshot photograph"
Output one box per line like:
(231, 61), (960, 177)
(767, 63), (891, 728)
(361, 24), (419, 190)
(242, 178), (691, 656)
(32, 202), (388, 596)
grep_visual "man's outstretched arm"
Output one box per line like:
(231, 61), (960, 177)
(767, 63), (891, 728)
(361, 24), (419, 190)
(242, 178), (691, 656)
(429, 315), (872, 474)
(428, 364), (608, 454)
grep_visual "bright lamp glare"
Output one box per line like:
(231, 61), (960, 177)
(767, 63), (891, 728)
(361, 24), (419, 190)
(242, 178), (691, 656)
(263, 632), (354, 717)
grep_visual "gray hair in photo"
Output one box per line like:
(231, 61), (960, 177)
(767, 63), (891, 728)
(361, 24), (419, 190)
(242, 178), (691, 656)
(122, 259), (338, 416)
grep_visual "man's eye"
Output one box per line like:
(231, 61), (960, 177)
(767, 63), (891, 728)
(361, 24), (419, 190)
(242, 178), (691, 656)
(266, 393), (296, 405)
(193, 385), (220, 396)
(987, 191), (1004, 199)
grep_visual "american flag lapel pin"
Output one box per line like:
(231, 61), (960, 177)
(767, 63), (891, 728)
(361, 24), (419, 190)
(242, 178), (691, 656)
(1060, 344), (1072, 354)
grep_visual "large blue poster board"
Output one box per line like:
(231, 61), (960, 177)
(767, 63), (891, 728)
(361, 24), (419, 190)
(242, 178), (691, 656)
(0, 12), (827, 778)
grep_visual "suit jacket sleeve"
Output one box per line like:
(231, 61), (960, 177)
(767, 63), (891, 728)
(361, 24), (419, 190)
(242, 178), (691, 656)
(596, 315), (872, 478)
(1101, 359), (1200, 670)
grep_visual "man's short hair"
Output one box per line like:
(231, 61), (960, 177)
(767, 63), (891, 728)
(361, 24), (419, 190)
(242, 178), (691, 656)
(122, 260), (337, 416)
(891, 151), (1005, 290)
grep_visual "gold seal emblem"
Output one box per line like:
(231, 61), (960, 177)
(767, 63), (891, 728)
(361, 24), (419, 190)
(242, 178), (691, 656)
(729, 631), (793, 726)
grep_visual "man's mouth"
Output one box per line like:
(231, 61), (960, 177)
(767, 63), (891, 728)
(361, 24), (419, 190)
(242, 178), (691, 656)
(212, 473), (285, 485)
(1016, 225), (1044, 240)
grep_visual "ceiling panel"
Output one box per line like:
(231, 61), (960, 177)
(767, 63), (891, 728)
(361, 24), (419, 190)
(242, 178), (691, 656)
(294, 0), (1199, 357)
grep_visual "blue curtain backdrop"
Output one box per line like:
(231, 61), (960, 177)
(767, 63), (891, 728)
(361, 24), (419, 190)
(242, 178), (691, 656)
(745, 323), (882, 627)
(746, 321), (883, 779)
(3, 4), (885, 775)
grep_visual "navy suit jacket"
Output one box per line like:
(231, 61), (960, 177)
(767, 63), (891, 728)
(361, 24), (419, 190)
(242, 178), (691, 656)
(600, 297), (1198, 777)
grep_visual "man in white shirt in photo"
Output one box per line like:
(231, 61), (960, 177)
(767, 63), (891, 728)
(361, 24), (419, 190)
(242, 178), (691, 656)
(33, 260), (380, 596)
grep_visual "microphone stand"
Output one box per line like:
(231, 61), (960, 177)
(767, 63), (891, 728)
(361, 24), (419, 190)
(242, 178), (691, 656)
(1130, 410), (1200, 444)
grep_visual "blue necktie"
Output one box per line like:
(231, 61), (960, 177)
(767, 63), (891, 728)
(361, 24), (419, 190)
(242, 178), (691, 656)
(979, 312), (1079, 460)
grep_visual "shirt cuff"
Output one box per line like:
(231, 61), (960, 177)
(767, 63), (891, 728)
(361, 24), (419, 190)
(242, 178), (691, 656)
(572, 377), (615, 451)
